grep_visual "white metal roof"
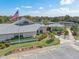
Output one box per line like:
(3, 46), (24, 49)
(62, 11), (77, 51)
(0, 23), (64, 35)
(48, 23), (64, 27)
(0, 18), (64, 35)
(0, 23), (42, 35)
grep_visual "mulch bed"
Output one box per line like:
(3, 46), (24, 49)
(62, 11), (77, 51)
(11, 45), (43, 54)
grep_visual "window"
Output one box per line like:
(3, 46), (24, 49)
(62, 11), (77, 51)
(47, 27), (51, 31)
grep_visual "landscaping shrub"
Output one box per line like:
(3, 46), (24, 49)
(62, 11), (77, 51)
(71, 24), (79, 36)
(0, 42), (10, 49)
(51, 27), (65, 35)
(52, 38), (60, 45)
(46, 39), (54, 44)
(35, 34), (47, 41)
(64, 30), (69, 35)
(48, 32), (55, 40)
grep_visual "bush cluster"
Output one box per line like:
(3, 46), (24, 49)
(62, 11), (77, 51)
(0, 42), (9, 49)
(36, 34), (47, 41)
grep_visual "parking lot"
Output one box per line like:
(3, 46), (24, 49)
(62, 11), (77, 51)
(1, 43), (79, 59)
(75, 42), (79, 46)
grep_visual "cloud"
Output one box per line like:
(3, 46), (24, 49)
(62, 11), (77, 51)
(60, 0), (75, 5)
(39, 7), (44, 10)
(26, 9), (62, 16)
(15, 7), (20, 10)
(27, 8), (79, 17)
(60, 7), (69, 12)
(21, 6), (32, 8)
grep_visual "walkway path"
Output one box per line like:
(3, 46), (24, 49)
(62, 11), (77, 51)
(55, 28), (75, 44)
(67, 28), (75, 41)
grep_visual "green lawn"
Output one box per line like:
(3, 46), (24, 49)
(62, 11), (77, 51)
(74, 35), (79, 40)
(0, 37), (60, 56)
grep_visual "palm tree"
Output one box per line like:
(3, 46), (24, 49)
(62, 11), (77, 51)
(42, 19), (49, 34)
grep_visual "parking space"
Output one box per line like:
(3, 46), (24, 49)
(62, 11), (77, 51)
(37, 51), (53, 59)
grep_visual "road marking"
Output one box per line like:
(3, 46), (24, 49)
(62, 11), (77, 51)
(22, 54), (33, 57)
(10, 57), (17, 59)
(47, 50), (56, 59)
(35, 54), (37, 59)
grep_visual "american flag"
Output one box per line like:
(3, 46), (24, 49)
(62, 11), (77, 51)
(10, 10), (19, 21)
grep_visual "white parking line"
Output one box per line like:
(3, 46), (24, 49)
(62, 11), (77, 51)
(35, 54), (37, 59)
(47, 50), (56, 59)
(22, 54), (33, 57)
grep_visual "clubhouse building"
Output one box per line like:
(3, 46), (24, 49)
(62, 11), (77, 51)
(0, 18), (65, 42)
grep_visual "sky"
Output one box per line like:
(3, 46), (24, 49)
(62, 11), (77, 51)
(0, 0), (79, 17)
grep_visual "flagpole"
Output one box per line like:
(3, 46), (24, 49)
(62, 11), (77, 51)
(18, 27), (20, 44)
(16, 10), (20, 44)
(16, 11), (20, 44)
(10, 10), (20, 44)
